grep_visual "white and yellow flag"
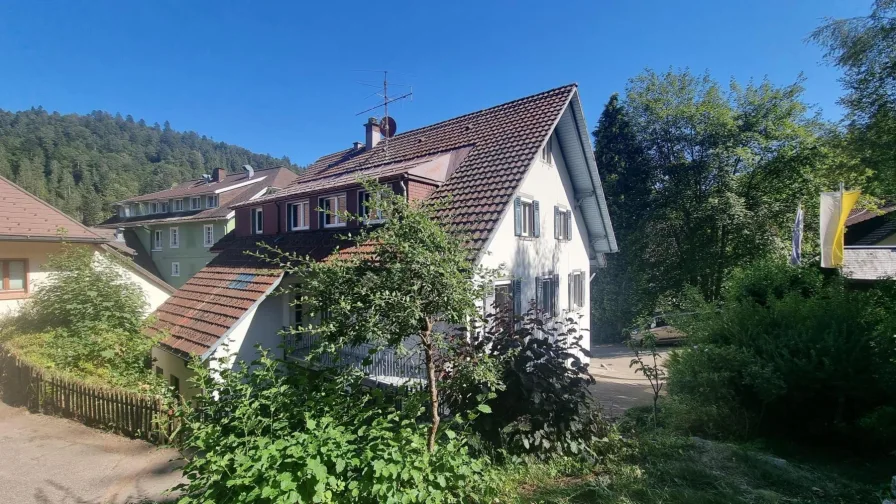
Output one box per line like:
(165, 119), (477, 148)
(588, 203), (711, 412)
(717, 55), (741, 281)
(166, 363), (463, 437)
(819, 190), (860, 268)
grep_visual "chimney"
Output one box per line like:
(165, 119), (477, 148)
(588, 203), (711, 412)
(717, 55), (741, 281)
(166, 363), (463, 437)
(212, 168), (226, 183)
(365, 117), (381, 150)
(352, 141), (364, 151)
(243, 164), (254, 179)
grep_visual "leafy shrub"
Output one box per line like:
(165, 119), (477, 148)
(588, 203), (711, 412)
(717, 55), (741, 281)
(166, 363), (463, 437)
(0, 243), (155, 388)
(175, 351), (497, 504)
(19, 242), (147, 334)
(666, 258), (896, 450)
(444, 304), (609, 460)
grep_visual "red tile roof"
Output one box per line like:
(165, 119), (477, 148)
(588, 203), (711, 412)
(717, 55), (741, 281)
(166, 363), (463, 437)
(0, 175), (107, 242)
(147, 250), (284, 356)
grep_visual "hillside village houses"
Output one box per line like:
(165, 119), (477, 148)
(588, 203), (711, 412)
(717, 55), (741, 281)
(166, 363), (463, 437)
(147, 84), (617, 397)
(97, 166), (297, 287)
(0, 175), (174, 316)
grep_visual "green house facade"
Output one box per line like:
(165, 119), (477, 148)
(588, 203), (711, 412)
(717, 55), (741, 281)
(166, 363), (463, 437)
(98, 166), (297, 287)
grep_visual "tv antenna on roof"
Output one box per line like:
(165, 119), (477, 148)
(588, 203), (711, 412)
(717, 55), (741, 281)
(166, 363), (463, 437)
(355, 71), (413, 151)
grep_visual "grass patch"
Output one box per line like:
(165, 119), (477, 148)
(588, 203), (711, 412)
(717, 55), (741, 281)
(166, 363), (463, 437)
(499, 432), (890, 504)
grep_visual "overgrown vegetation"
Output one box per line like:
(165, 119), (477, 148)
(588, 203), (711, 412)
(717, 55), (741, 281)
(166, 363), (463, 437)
(664, 259), (896, 451)
(0, 243), (159, 389)
(446, 304), (609, 460)
(175, 352), (497, 504)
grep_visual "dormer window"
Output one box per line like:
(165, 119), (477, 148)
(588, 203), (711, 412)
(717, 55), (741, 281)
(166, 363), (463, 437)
(173, 199), (184, 212)
(190, 197), (201, 210)
(119, 205), (131, 218)
(160, 201), (169, 213)
(150, 202), (160, 214)
(320, 194), (346, 228)
(206, 195), (219, 209)
(358, 190), (385, 223)
(252, 207), (264, 234)
(288, 201), (310, 231)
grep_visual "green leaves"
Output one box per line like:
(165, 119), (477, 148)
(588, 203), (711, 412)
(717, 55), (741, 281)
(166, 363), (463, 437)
(174, 355), (497, 503)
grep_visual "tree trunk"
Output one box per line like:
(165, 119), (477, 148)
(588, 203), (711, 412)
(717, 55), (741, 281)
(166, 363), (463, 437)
(421, 320), (439, 453)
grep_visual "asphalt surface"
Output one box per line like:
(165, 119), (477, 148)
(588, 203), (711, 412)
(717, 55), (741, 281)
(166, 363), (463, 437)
(0, 401), (183, 504)
(589, 343), (670, 418)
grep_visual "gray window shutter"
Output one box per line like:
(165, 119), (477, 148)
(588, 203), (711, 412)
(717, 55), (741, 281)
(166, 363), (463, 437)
(534, 277), (541, 313)
(513, 197), (522, 236)
(554, 206), (560, 239)
(568, 273), (573, 311)
(552, 273), (560, 317)
(566, 210), (573, 240)
(533, 200), (541, 237)
(512, 278), (522, 316)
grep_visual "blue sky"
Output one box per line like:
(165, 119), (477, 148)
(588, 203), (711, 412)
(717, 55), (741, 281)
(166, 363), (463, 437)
(0, 1), (868, 166)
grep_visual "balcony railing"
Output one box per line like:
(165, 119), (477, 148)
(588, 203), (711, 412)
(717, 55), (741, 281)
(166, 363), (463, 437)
(284, 330), (426, 387)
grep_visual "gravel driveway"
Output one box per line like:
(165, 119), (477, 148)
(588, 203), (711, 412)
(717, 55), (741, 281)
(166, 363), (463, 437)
(0, 401), (183, 504)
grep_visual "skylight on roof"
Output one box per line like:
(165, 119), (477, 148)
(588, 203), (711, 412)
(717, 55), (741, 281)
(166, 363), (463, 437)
(227, 273), (256, 290)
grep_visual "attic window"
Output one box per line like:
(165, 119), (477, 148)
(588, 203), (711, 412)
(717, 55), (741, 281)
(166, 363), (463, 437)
(541, 138), (552, 164)
(228, 273), (256, 290)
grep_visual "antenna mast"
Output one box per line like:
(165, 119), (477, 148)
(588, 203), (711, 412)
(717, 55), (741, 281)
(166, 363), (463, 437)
(355, 70), (413, 154)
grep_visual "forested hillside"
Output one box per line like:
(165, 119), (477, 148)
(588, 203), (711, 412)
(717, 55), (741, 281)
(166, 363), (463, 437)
(0, 107), (300, 225)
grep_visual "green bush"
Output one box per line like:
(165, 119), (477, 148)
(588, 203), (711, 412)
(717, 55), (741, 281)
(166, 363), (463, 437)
(0, 243), (155, 389)
(666, 259), (896, 450)
(175, 351), (497, 504)
(444, 305), (610, 460)
(20, 242), (147, 334)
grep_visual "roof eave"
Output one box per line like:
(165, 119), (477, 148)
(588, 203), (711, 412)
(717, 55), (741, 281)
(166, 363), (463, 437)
(0, 235), (108, 244)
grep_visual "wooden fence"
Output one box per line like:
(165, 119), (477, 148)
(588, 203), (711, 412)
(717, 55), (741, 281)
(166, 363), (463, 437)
(0, 348), (178, 444)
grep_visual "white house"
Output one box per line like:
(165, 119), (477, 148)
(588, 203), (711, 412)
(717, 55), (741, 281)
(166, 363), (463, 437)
(0, 175), (174, 317)
(146, 84), (617, 397)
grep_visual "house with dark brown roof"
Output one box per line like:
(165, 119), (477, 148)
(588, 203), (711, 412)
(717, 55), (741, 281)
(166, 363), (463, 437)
(97, 166), (297, 288)
(0, 175), (174, 316)
(147, 84), (617, 396)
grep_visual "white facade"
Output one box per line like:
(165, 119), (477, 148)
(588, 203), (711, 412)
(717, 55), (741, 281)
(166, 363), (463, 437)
(0, 242), (170, 317)
(477, 132), (592, 350)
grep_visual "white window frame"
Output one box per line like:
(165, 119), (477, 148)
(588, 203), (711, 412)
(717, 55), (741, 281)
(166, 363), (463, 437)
(171, 262), (180, 277)
(321, 193), (346, 228)
(206, 194), (219, 209)
(358, 190), (385, 224)
(150, 202), (159, 214)
(288, 200), (310, 231)
(541, 137), (552, 164)
(169, 227), (179, 248)
(252, 207), (264, 234)
(520, 199), (535, 237)
(173, 199), (184, 212)
(203, 224), (214, 247)
(190, 197), (201, 210)
(569, 270), (586, 311)
(160, 201), (169, 213)
(153, 229), (163, 251)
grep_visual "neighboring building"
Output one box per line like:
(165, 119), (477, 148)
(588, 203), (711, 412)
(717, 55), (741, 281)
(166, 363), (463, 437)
(97, 166), (298, 288)
(146, 84), (617, 397)
(0, 175), (174, 316)
(842, 203), (896, 281)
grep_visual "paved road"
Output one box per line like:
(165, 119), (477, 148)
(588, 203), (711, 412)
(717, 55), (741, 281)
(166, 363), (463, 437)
(0, 401), (183, 504)
(589, 343), (670, 417)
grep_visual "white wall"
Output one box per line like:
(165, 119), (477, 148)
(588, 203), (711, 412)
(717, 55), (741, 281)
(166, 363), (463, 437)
(0, 241), (170, 318)
(151, 345), (200, 399)
(478, 133), (592, 350)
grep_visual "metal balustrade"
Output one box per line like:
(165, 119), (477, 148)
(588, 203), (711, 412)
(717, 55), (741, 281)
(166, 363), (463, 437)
(284, 330), (425, 386)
